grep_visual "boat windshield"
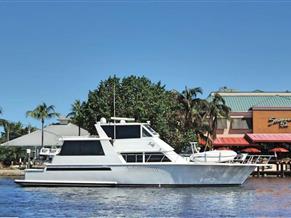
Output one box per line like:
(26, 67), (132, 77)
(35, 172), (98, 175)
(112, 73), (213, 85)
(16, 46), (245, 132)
(143, 124), (158, 135)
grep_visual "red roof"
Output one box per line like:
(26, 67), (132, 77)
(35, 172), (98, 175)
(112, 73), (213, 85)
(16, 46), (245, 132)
(213, 137), (250, 146)
(246, 133), (291, 142)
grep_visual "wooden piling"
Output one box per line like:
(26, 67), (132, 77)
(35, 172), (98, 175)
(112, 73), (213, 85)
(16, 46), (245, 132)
(276, 162), (280, 177)
(281, 162), (285, 178)
(257, 166), (260, 177)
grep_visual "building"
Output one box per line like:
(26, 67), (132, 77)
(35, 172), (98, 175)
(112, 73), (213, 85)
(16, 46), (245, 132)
(0, 117), (89, 147)
(209, 91), (291, 155)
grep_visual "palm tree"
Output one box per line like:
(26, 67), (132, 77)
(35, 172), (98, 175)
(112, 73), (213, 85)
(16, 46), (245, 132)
(204, 93), (231, 150)
(26, 103), (59, 147)
(67, 100), (86, 136)
(177, 87), (203, 129)
(0, 120), (23, 142)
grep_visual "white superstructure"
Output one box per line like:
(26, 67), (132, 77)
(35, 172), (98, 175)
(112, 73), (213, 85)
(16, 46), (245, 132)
(15, 118), (270, 187)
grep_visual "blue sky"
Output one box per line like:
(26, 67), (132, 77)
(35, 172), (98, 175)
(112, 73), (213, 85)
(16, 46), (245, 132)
(1, 1), (291, 128)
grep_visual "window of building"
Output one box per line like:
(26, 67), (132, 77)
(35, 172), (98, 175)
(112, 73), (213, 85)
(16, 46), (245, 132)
(231, 118), (252, 130)
(217, 118), (227, 129)
(102, 125), (141, 139)
(59, 140), (105, 156)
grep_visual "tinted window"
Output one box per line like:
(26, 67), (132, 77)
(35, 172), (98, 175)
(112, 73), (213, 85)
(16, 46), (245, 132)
(60, 140), (105, 156)
(122, 153), (143, 162)
(102, 126), (114, 138)
(121, 152), (171, 162)
(142, 127), (152, 137)
(102, 125), (141, 139)
(145, 152), (171, 162)
(144, 124), (158, 135)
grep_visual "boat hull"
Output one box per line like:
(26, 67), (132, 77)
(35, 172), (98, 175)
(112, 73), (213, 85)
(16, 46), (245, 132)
(15, 163), (256, 187)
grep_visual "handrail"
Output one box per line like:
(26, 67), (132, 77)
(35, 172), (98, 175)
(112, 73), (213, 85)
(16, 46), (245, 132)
(235, 154), (275, 164)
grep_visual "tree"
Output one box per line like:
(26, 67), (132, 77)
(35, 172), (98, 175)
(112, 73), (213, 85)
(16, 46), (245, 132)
(0, 120), (16, 142)
(204, 93), (231, 150)
(176, 86), (203, 129)
(175, 87), (211, 151)
(0, 121), (37, 166)
(26, 103), (59, 147)
(79, 75), (189, 150)
(67, 100), (86, 136)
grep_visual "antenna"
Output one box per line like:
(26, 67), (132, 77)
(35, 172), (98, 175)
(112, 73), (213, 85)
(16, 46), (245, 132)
(113, 76), (116, 144)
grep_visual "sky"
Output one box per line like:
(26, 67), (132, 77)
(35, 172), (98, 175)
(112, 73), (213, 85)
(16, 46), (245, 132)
(1, 0), (291, 128)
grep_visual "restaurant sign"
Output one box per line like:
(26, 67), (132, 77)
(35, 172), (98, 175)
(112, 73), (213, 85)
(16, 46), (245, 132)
(268, 117), (291, 128)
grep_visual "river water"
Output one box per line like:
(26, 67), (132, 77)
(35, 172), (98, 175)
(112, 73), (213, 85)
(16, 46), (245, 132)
(0, 177), (291, 217)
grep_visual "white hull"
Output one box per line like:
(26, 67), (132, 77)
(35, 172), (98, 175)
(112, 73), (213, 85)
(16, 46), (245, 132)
(15, 163), (256, 187)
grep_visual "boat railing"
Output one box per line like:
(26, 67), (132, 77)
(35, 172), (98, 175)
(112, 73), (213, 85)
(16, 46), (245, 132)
(234, 154), (274, 165)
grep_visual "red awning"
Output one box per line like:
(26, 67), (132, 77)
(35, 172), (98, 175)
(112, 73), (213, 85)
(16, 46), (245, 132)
(269, 147), (289, 153)
(246, 133), (291, 143)
(213, 137), (250, 146)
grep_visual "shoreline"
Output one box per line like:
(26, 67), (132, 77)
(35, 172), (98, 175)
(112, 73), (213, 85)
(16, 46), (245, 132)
(0, 168), (24, 176)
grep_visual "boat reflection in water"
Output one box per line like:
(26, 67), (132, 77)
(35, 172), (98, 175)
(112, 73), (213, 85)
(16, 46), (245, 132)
(15, 117), (272, 187)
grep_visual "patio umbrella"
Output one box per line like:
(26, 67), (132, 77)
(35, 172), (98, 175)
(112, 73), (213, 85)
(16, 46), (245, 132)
(241, 147), (261, 153)
(269, 147), (289, 153)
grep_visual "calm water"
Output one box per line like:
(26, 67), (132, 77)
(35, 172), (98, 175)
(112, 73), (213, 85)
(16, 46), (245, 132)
(0, 177), (291, 217)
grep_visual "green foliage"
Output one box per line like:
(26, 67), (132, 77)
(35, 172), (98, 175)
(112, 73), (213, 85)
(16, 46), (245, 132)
(0, 147), (27, 167)
(26, 103), (59, 123)
(67, 100), (87, 135)
(70, 75), (196, 151)
(0, 121), (36, 143)
(204, 93), (231, 149)
(0, 121), (36, 166)
(26, 102), (59, 147)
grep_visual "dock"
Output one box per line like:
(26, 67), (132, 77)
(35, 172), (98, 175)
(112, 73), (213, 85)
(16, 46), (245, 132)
(252, 161), (291, 177)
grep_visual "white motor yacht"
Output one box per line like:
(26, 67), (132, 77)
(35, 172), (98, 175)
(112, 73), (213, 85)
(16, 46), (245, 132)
(15, 117), (271, 187)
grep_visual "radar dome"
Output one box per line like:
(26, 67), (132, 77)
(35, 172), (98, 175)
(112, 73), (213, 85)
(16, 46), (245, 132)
(100, 117), (107, 124)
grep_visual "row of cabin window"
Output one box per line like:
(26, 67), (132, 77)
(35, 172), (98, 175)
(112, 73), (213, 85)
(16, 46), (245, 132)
(121, 153), (171, 162)
(102, 125), (152, 139)
(58, 142), (170, 162)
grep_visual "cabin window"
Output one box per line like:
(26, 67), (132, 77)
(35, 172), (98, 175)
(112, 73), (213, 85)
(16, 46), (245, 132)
(121, 152), (171, 162)
(122, 153), (143, 162)
(102, 125), (141, 139)
(59, 140), (105, 156)
(145, 152), (171, 162)
(142, 127), (152, 137)
(144, 124), (158, 135)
